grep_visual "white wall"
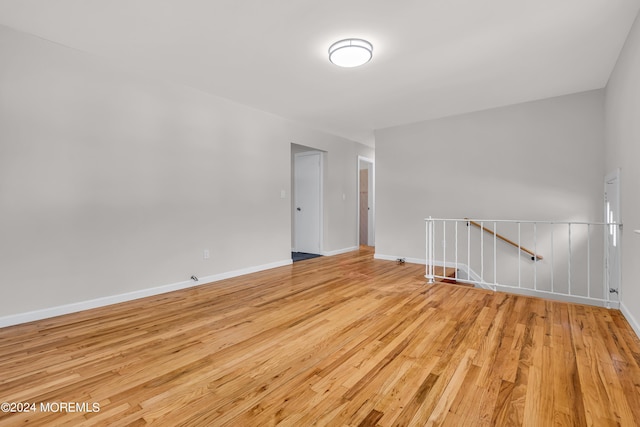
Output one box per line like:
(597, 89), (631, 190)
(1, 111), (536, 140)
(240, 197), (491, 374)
(0, 24), (371, 321)
(374, 90), (605, 261)
(605, 11), (640, 335)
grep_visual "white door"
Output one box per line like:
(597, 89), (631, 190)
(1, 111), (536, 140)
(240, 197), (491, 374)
(294, 152), (321, 254)
(605, 169), (621, 305)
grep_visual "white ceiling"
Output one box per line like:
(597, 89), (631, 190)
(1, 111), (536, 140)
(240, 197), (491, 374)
(0, 0), (639, 146)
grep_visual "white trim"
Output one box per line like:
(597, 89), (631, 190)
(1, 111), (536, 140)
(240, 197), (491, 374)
(374, 253), (472, 271)
(621, 302), (640, 339)
(492, 285), (617, 308)
(322, 246), (359, 256)
(0, 259), (292, 329)
(374, 253), (426, 265)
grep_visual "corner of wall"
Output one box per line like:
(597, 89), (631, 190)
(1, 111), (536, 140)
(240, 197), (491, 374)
(621, 302), (640, 339)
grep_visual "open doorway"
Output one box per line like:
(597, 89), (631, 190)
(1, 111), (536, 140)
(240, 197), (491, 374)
(358, 156), (375, 247)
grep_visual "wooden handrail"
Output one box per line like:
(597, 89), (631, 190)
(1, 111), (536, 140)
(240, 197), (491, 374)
(466, 219), (543, 261)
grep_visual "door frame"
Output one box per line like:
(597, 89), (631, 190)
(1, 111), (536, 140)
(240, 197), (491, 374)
(357, 156), (375, 247)
(293, 150), (324, 254)
(604, 168), (621, 306)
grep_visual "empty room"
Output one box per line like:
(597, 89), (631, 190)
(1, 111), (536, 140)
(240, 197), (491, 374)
(1, 1), (640, 425)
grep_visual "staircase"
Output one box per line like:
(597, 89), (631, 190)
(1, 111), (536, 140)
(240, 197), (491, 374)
(425, 217), (621, 308)
(432, 266), (459, 284)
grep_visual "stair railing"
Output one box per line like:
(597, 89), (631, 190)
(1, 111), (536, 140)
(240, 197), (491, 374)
(425, 217), (621, 308)
(466, 219), (543, 261)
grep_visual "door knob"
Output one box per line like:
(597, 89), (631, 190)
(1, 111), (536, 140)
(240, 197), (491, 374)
(297, 207), (301, 211)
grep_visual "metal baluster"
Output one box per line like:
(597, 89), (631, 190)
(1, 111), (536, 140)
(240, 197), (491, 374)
(467, 219), (471, 285)
(534, 222), (537, 291)
(426, 218), (434, 283)
(604, 224), (609, 305)
(518, 222), (521, 288)
(455, 221), (458, 279)
(551, 224), (554, 294)
(481, 221), (484, 285)
(443, 221), (446, 280)
(587, 224), (591, 299)
(425, 219), (428, 281)
(568, 223), (572, 296)
(431, 219), (435, 282)
(494, 221), (497, 290)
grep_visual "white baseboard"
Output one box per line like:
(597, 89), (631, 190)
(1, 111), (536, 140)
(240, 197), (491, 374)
(0, 259), (292, 329)
(374, 253), (426, 265)
(322, 246), (359, 256)
(620, 302), (640, 339)
(491, 285), (615, 308)
(199, 259), (292, 283)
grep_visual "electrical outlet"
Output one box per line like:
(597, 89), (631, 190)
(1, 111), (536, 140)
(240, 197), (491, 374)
(203, 249), (210, 259)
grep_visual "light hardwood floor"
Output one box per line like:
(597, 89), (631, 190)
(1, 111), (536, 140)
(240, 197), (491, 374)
(1, 247), (639, 426)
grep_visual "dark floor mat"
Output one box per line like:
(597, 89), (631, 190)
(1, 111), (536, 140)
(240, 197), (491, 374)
(292, 252), (322, 262)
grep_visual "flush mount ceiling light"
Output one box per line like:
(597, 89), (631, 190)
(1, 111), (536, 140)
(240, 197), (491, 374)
(328, 38), (373, 68)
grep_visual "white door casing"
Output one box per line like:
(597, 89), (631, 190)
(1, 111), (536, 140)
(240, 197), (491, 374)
(357, 156), (375, 247)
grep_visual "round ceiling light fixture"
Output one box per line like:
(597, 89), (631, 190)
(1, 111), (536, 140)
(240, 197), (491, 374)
(328, 38), (373, 68)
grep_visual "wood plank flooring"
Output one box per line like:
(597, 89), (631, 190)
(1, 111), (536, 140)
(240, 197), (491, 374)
(1, 247), (639, 426)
